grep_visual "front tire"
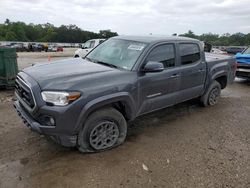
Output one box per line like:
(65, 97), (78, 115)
(78, 107), (127, 153)
(201, 80), (221, 106)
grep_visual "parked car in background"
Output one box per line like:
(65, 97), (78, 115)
(26, 43), (44, 52)
(48, 45), (57, 52)
(14, 36), (236, 152)
(48, 45), (63, 52)
(57, 46), (63, 52)
(33, 44), (44, 52)
(10, 43), (25, 52)
(235, 46), (250, 79)
(226, 47), (245, 54)
(74, 39), (105, 58)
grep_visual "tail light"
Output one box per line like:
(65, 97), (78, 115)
(233, 61), (237, 76)
(233, 61), (238, 69)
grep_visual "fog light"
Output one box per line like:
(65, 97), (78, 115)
(43, 116), (55, 126)
(49, 117), (55, 126)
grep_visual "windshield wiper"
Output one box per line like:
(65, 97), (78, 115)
(94, 61), (119, 69)
(84, 57), (93, 62)
(85, 57), (122, 69)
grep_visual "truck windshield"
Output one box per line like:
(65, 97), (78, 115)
(242, 47), (250, 54)
(86, 39), (147, 70)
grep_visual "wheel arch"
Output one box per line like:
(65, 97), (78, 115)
(215, 75), (227, 89)
(74, 92), (136, 133)
(211, 71), (228, 89)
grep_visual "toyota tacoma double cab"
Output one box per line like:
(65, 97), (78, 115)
(14, 36), (236, 152)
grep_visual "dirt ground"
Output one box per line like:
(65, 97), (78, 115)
(17, 48), (77, 69)
(0, 52), (250, 187)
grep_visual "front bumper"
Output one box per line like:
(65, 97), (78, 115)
(13, 100), (77, 147)
(236, 68), (250, 79)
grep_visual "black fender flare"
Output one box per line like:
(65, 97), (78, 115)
(74, 92), (136, 133)
(203, 70), (228, 95)
(211, 70), (228, 81)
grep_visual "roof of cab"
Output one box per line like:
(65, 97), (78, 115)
(112, 35), (200, 43)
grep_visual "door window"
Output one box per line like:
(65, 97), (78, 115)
(146, 44), (175, 68)
(179, 43), (201, 65)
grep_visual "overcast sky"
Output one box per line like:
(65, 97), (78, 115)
(0, 0), (250, 35)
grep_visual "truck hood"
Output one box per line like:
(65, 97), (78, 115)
(23, 58), (120, 89)
(236, 54), (250, 64)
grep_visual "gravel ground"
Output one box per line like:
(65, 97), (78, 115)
(0, 52), (249, 187)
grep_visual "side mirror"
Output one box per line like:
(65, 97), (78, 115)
(142, 61), (164, 73)
(236, 52), (242, 56)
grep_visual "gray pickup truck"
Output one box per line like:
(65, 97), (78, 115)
(14, 36), (236, 152)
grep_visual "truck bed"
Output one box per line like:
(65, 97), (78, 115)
(205, 52), (233, 63)
(205, 52), (236, 85)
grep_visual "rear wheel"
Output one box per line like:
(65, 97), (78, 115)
(74, 55), (79, 58)
(78, 107), (127, 153)
(201, 80), (221, 106)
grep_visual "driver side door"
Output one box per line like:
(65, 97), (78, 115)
(138, 43), (181, 115)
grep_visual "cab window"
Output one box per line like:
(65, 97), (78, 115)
(146, 44), (175, 68)
(179, 43), (201, 65)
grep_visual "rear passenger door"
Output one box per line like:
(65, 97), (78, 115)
(176, 43), (206, 103)
(138, 43), (180, 115)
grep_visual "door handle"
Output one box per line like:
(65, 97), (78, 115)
(198, 69), (205, 72)
(170, 73), (179, 78)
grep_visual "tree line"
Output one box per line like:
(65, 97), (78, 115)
(0, 19), (250, 46)
(0, 19), (118, 43)
(179, 30), (250, 46)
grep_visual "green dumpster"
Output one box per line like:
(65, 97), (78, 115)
(0, 48), (18, 88)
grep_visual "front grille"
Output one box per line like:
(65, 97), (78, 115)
(237, 65), (250, 69)
(15, 76), (35, 109)
(236, 71), (250, 78)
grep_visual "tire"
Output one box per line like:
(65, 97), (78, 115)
(74, 55), (79, 58)
(200, 80), (221, 107)
(78, 107), (127, 153)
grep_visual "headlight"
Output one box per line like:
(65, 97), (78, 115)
(41, 91), (81, 106)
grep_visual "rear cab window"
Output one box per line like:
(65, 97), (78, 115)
(179, 43), (201, 65)
(146, 44), (176, 69)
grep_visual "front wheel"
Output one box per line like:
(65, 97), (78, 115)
(78, 107), (127, 153)
(201, 80), (221, 106)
